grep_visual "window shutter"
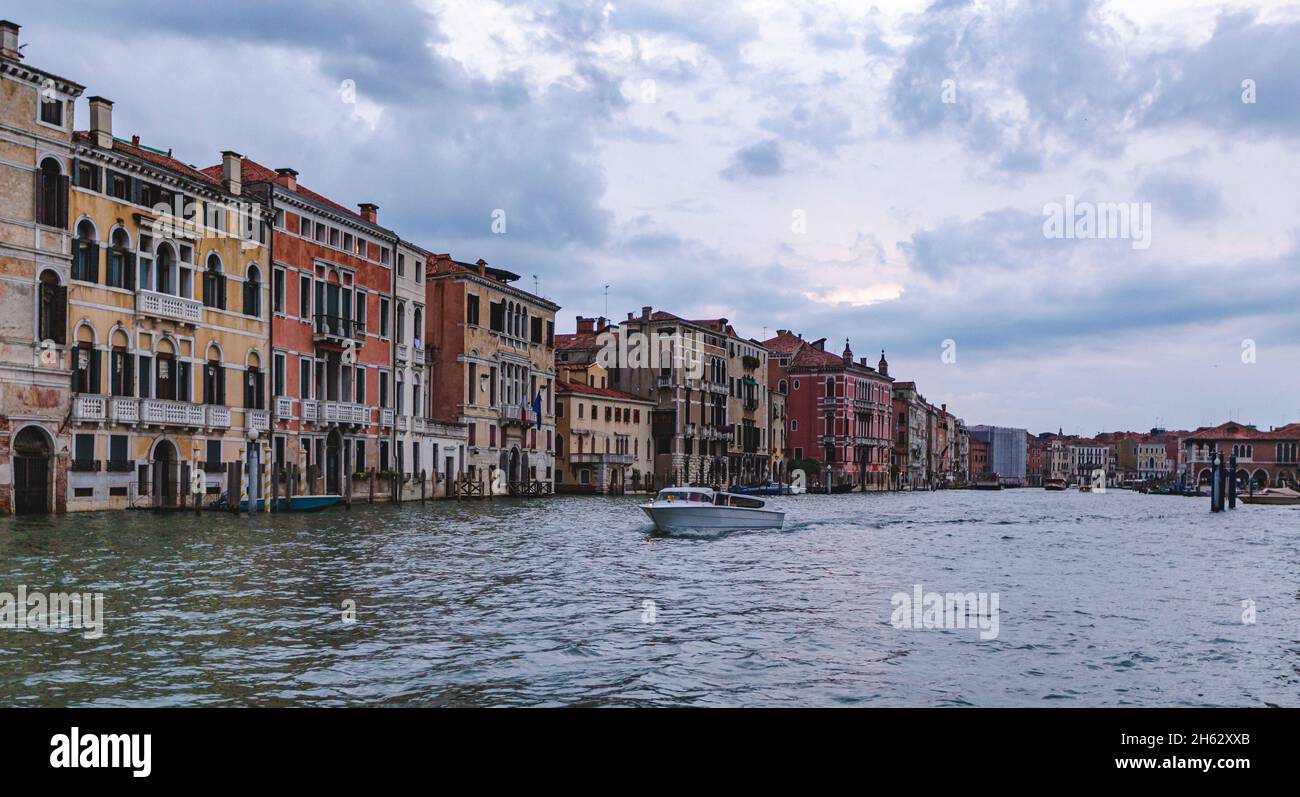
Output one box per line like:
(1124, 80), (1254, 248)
(70, 158), (80, 187)
(137, 355), (152, 399)
(125, 354), (135, 397)
(217, 365), (226, 406)
(51, 286), (67, 344)
(125, 253), (136, 290)
(90, 242), (101, 283)
(89, 348), (102, 395)
(57, 174), (69, 229)
(130, 177), (142, 206)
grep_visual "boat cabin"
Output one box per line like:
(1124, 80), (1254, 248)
(653, 487), (765, 508)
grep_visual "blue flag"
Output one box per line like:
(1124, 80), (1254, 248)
(531, 391), (543, 429)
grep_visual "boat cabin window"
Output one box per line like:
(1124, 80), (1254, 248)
(658, 490), (711, 503)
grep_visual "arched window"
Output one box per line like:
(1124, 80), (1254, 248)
(73, 219), (98, 282)
(106, 229), (134, 289)
(37, 270), (66, 345)
(243, 265), (261, 317)
(203, 254), (225, 310)
(36, 157), (67, 228)
(155, 243), (176, 295)
(396, 302), (405, 345)
(412, 307), (422, 347)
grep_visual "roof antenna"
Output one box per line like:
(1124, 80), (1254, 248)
(604, 284), (610, 318)
(533, 274), (539, 295)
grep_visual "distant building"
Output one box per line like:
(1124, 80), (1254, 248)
(968, 425), (1027, 485)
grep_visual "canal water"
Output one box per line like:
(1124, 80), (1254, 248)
(1, 490), (1295, 706)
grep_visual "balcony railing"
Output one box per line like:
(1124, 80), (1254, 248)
(313, 314), (364, 343)
(302, 399), (318, 423)
(109, 396), (138, 424)
(569, 453), (634, 465)
(396, 343), (410, 361)
(248, 409), (270, 432)
(319, 401), (367, 426)
(140, 399), (205, 427)
(70, 459), (100, 472)
(137, 289), (203, 325)
(501, 404), (537, 426)
(275, 396), (293, 418)
(106, 459), (134, 473)
(72, 395), (106, 421)
(381, 408), (394, 428)
(206, 405), (231, 429)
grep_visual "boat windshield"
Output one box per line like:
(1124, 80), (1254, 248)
(658, 490), (712, 503)
(714, 493), (765, 508)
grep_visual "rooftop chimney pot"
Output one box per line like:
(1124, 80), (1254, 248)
(0, 20), (21, 61)
(358, 202), (378, 223)
(88, 96), (113, 150)
(221, 150), (242, 196)
(274, 167), (298, 191)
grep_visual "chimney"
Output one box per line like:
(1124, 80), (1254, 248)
(626, 312), (634, 322)
(274, 167), (298, 191)
(476, 258), (487, 276)
(859, 357), (868, 367)
(88, 96), (113, 150)
(641, 306), (651, 320)
(576, 316), (594, 334)
(597, 316), (607, 330)
(877, 349), (889, 377)
(358, 203), (378, 223)
(0, 21), (21, 61)
(221, 150), (242, 196)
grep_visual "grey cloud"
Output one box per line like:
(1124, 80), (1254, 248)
(1136, 172), (1224, 223)
(720, 139), (785, 180)
(759, 103), (854, 155)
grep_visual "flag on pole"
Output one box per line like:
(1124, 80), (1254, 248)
(531, 391), (543, 430)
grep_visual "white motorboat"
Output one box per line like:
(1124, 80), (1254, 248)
(640, 487), (785, 533)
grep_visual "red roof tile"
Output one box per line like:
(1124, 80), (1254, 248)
(557, 380), (649, 402)
(75, 131), (221, 187)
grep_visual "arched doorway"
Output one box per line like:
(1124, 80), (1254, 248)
(154, 440), (178, 508)
(508, 446), (520, 484)
(13, 426), (52, 514)
(325, 430), (342, 495)
(1251, 469), (1269, 489)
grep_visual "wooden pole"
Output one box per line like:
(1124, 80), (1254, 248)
(227, 462), (239, 513)
(368, 467), (374, 503)
(420, 469), (426, 502)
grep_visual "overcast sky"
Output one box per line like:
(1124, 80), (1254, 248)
(13, 0), (1300, 434)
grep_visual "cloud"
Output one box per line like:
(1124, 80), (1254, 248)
(720, 139), (785, 180)
(1136, 172), (1224, 222)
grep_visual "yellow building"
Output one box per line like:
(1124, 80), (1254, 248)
(62, 97), (271, 509)
(554, 338), (654, 493)
(0, 20), (84, 514)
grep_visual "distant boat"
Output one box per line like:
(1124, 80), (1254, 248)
(972, 479), (1002, 490)
(641, 487), (784, 532)
(734, 481), (801, 496)
(213, 494), (343, 512)
(1239, 487), (1300, 506)
(1044, 478), (1068, 491)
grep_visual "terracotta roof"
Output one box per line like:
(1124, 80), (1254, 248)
(557, 380), (649, 402)
(200, 157), (368, 223)
(1184, 421), (1300, 441)
(555, 331), (602, 351)
(761, 331), (807, 355)
(75, 131), (221, 187)
(789, 345), (845, 369)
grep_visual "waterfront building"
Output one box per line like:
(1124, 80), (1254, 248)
(695, 320), (770, 486)
(426, 256), (558, 493)
(768, 358), (789, 483)
(968, 425), (1028, 486)
(612, 307), (728, 487)
(58, 97), (273, 511)
(215, 160), (395, 497)
(1180, 421), (1300, 488)
(1067, 439), (1109, 486)
(891, 381), (930, 489)
(0, 21), (84, 514)
(953, 418), (970, 485)
(393, 242), (465, 496)
(969, 438), (989, 478)
(768, 331), (893, 491)
(553, 324), (654, 494)
(1026, 433), (1047, 486)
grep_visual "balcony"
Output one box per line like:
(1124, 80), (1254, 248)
(109, 397), (138, 424)
(743, 397), (759, 412)
(302, 399), (318, 423)
(248, 409), (270, 432)
(72, 395), (106, 422)
(137, 289), (203, 325)
(656, 375), (673, 390)
(106, 459), (134, 473)
(313, 314), (364, 347)
(396, 343), (410, 361)
(318, 401), (367, 426)
(501, 404), (537, 426)
(569, 452), (634, 466)
(397, 415), (409, 431)
(275, 396), (293, 418)
(206, 405), (231, 429)
(140, 399), (205, 427)
(70, 459), (100, 472)
(380, 408), (394, 428)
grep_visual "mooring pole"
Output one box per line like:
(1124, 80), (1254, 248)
(1228, 454), (1237, 509)
(1210, 453), (1223, 512)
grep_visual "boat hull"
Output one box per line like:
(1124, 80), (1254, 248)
(235, 495), (343, 512)
(641, 504), (785, 532)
